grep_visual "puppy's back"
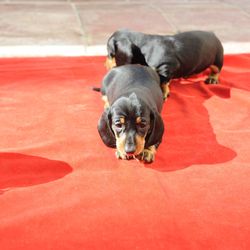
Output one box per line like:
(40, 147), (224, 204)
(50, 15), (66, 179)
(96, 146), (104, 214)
(102, 65), (163, 111)
(172, 31), (223, 75)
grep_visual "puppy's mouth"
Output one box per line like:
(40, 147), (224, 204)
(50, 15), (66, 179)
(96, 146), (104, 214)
(119, 147), (143, 159)
(116, 150), (142, 160)
(125, 151), (140, 159)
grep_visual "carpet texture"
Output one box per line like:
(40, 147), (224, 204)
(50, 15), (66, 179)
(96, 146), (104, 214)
(0, 54), (250, 250)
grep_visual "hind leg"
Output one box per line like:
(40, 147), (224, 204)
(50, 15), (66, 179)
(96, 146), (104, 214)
(205, 65), (220, 84)
(161, 81), (170, 100)
(205, 46), (223, 84)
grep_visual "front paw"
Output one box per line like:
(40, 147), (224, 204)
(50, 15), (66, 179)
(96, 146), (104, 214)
(205, 75), (219, 84)
(115, 150), (125, 160)
(137, 146), (156, 163)
(115, 151), (134, 160)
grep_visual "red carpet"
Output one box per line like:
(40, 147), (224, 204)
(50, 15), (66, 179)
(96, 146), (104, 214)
(0, 55), (249, 249)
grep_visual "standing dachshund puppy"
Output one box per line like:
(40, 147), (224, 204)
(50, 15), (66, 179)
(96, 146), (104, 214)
(97, 64), (164, 163)
(106, 29), (224, 99)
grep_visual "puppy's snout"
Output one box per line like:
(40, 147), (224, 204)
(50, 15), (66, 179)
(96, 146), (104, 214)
(125, 144), (136, 155)
(125, 134), (136, 155)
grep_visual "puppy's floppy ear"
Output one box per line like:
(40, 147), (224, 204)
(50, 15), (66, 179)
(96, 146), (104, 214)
(114, 38), (134, 66)
(97, 108), (116, 148)
(145, 110), (164, 148)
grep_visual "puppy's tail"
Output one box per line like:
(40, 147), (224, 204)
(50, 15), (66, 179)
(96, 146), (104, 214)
(92, 87), (101, 92)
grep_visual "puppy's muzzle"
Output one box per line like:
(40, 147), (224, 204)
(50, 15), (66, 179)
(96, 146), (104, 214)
(123, 133), (146, 158)
(124, 133), (136, 156)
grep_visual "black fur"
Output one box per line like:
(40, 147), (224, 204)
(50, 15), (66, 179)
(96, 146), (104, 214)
(107, 29), (224, 83)
(97, 65), (164, 162)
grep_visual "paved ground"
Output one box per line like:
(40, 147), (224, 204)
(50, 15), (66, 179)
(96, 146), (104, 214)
(0, 0), (250, 56)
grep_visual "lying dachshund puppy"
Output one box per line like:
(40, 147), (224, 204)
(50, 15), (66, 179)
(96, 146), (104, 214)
(97, 64), (164, 163)
(106, 29), (224, 99)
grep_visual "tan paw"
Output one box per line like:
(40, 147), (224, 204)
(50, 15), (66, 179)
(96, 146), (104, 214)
(205, 74), (219, 84)
(138, 146), (156, 163)
(161, 82), (170, 100)
(115, 150), (125, 160)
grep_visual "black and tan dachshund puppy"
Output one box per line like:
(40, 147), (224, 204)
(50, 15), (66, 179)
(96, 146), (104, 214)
(97, 64), (164, 163)
(105, 29), (224, 99)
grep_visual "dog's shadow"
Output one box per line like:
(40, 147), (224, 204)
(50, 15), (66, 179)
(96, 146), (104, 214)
(148, 75), (237, 172)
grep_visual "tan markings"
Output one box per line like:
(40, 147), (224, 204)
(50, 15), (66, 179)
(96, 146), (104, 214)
(120, 116), (125, 124)
(140, 145), (156, 163)
(115, 132), (126, 159)
(210, 65), (219, 74)
(134, 134), (146, 156)
(209, 74), (219, 82)
(115, 150), (125, 160)
(105, 57), (117, 70)
(161, 81), (170, 100)
(136, 117), (142, 124)
(205, 65), (220, 84)
(101, 95), (110, 109)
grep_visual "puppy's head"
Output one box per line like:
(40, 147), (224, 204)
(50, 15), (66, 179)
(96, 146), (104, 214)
(98, 93), (164, 159)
